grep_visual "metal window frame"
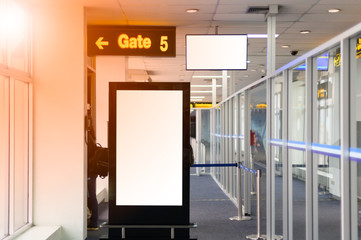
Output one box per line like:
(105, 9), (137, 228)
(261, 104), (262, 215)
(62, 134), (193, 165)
(349, 35), (359, 240)
(0, 1), (33, 237)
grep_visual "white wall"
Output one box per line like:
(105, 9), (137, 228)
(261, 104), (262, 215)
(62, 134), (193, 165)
(32, 2), (86, 240)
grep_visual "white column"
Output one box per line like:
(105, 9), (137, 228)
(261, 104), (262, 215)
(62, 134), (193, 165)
(266, 5), (278, 75)
(32, 3), (86, 239)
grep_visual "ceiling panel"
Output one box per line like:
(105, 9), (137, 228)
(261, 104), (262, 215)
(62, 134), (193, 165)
(84, 0), (361, 102)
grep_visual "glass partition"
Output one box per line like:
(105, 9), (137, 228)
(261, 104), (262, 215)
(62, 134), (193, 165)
(215, 108), (221, 181)
(350, 34), (361, 239)
(249, 82), (267, 167)
(239, 93), (245, 162)
(271, 74), (283, 236)
(289, 63), (306, 239)
(312, 47), (341, 239)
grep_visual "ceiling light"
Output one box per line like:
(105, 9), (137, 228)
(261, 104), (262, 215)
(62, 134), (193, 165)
(251, 69), (257, 72)
(300, 30), (311, 34)
(328, 8), (341, 13)
(247, 34), (279, 38)
(186, 9), (199, 13)
(281, 45), (290, 48)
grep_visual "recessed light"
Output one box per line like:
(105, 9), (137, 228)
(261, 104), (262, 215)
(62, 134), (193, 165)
(251, 69), (257, 72)
(328, 8), (341, 13)
(186, 9), (199, 13)
(281, 45), (290, 48)
(247, 34), (279, 38)
(300, 30), (311, 34)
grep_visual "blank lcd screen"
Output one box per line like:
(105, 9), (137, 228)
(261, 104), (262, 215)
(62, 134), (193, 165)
(116, 90), (183, 206)
(186, 34), (248, 70)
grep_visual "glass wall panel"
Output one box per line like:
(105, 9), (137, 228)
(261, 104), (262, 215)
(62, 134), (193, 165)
(216, 108), (221, 181)
(239, 93), (245, 162)
(290, 149), (306, 240)
(0, 76), (9, 239)
(201, 109), (210, 173)
(232, 97), (238, 199)
(249, 82), (267, 168)
(312, 47), (341, 239)
(271, 74), (283, 235)
(314, 155), (341, 239)
(350, 34), (361, 238)
(289, 63), (305, 143)
(313, 47), (341, 146)
(13, 80), (29, 231)
(289, 63), (306, 239)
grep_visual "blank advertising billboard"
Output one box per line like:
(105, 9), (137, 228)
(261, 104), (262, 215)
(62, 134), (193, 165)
(108, 82), (190, 231)
(186, 34), (248, 70)
(116, 90), (183, 206)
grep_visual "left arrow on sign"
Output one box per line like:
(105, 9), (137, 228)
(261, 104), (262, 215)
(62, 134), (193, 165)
(96, 37), (109, 50)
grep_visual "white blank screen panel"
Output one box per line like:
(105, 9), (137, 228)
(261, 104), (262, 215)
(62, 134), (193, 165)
(186, 35), (248, 70)
(116, 90), (183, 206)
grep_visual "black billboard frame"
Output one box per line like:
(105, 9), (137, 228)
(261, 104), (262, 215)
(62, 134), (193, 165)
(108, 82), (191, 239)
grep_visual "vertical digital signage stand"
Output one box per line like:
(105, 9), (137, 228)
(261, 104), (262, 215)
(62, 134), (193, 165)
(107, 82), (194, 239)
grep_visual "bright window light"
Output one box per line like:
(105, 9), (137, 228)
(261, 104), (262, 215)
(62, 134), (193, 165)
(0, 1), (26, 47)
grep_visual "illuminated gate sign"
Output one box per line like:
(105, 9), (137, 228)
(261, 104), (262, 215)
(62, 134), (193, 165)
(87, 25), (176, 57)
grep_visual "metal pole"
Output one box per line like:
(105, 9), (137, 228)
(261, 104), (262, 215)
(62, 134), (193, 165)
(257, 169), (262, 237)
(230, 163), (251, 221)
(247, 169), (266, 240)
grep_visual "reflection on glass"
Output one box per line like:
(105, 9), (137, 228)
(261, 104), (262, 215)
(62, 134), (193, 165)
(313, 47), (341, 239)
(272, 75), (283, 141)
(272, 74), (283, 236)
(289, 63), (305, 142)
(239, 93), (245, 159)
(314, 47), (341, 146)
(290, 150), (306, 240)
(350, 35), (361, 238)
(249, 82), (267, 165)
(315, 154), (341, 239)
(289, 63), (306, 239)
(273, 146), (283, 236)
(201, 109), (211, 172)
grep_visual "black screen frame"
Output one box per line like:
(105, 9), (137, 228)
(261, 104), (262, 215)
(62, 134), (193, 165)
(108, 82), (190, 226)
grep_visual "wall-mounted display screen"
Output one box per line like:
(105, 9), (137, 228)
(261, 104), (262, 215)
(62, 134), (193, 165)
(186, 34), (248, 70)
(116, 90), (183, 206)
